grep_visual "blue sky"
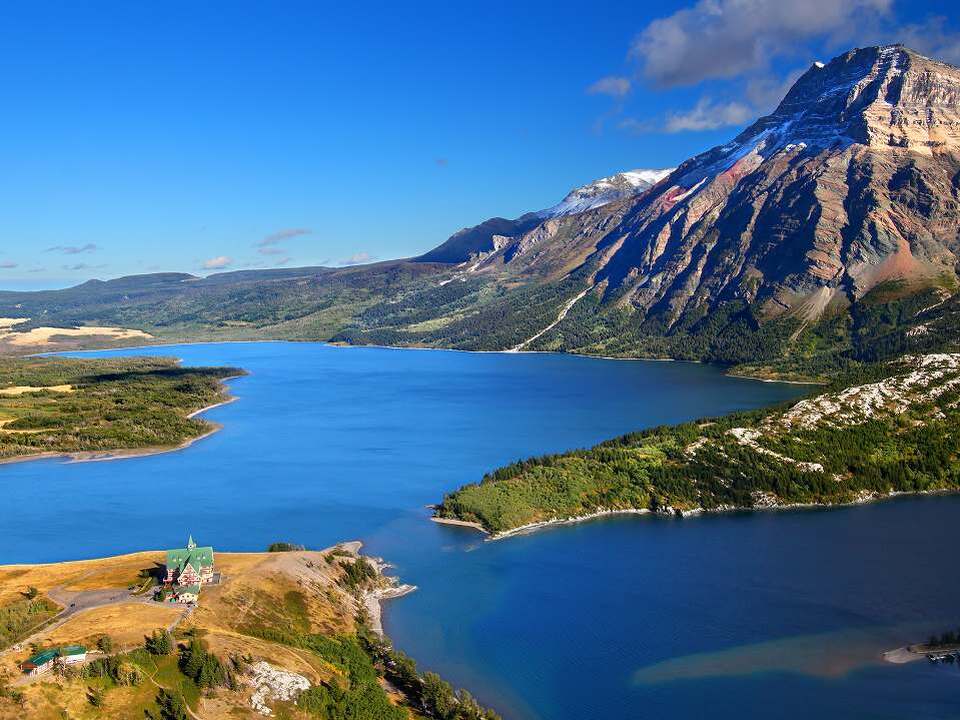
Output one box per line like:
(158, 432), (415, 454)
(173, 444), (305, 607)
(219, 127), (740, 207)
(1, 0), (958, 288)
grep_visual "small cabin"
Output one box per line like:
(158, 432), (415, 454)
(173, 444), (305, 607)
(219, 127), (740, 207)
(21, 649), (58, 676)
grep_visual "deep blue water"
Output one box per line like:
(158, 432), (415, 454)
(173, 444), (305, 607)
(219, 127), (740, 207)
(3, 342), (959, 719)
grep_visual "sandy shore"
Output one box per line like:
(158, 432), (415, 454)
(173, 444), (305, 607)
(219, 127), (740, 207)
(489, 508), (654, 540)
(430, 516), (488, 533)
(883, 646), (926, 664)
(349, 543), (417, 637)
(431, 509), (656, 540)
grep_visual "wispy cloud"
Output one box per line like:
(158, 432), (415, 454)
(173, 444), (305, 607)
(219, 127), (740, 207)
(256, 228), (311, 248)
(664, 97), (755, 132)
(339, 252), (375, 266)
(435, 158), (449, 167)
(46, 243), (98, 255)
(202, 256), (233, 270)
(744, 68), (806, 113)
(62, 263), (106, 271)
(617, 117), (657, 134)
(0, 261), (17, 269)
(258, 247), (286, 256)
(587, 76), (632, 97)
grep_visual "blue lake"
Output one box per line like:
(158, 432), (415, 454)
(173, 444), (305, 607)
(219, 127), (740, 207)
(3, 342), (959, 719)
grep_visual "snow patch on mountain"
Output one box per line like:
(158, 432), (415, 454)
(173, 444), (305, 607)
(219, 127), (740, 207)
(539, 168), (673, 218)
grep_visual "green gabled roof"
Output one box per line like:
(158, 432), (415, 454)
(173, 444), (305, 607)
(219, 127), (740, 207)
(59, 645), (86, 656)
(166, 545), (214, 573)
(25, 649), (58, 666)
(178, 584), (201, 595)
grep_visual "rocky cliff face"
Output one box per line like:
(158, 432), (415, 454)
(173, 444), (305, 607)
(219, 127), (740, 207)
(430, 45), (960, 335)
(589, 45), (960, 329)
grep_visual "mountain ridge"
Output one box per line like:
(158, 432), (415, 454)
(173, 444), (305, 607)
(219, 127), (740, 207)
(416, 167), (672, 264)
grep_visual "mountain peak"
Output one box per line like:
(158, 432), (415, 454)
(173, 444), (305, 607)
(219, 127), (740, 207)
(668, 44), (960, 192)
(768, 44), (960, 149)
(580, 43), (960, 335)
(539, 168), (674, 218)
(417, 167), (673, 263)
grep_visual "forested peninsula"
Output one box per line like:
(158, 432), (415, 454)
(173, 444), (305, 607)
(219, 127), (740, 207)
(0, 356), (242, 463)
(436, 354), (960, 536)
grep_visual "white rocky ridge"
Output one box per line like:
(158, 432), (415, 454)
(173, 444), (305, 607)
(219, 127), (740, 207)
(538, 168), (673, 218)
(246, 661), (311, 716)
(688, 353), (960, 472)
(776, 354), (960, 430)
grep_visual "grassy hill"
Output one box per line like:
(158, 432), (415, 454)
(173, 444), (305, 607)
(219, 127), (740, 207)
(0, 545), (499, 720)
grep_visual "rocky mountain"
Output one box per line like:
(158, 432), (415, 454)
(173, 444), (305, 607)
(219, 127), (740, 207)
(416, 168), (672, 263)
(586, 44), (960, 327)
(403, 44), (960, 372)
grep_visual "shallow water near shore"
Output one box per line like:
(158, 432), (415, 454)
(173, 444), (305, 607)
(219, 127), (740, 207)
(2, 342), (959, 719)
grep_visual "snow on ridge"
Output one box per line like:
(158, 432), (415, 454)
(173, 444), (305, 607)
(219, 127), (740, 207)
(620, 168), (674, 187)
(539, 167), (674, 218)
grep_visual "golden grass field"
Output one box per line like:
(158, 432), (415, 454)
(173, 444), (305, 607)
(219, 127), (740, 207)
(0, 551), (164, 605)
(41, 604), (184, 649)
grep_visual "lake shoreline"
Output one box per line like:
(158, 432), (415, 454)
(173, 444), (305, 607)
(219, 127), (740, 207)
(436, 488), (960, 541)
(54, 336), (824, 385)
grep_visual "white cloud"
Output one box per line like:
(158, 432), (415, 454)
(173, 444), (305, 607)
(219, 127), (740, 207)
(202, 255), (233, 270)
(631, 0), (892, 88)
(0, 260), (17, 269)
(664, 97), (754, 132)
(258, 246), (286, 256)
(587, 76), (632, 97)
(339, 252), (375, 266)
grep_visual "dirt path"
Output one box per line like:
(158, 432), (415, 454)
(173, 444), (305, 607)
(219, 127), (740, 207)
(510, 287), (591, 352)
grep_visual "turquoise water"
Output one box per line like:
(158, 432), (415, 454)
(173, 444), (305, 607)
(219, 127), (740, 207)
(3, 342), (959, 718)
